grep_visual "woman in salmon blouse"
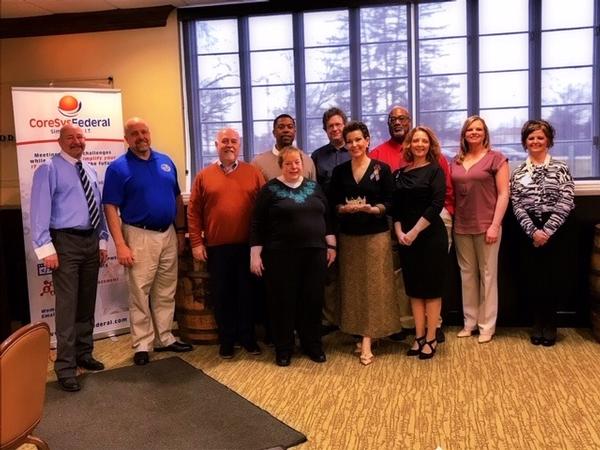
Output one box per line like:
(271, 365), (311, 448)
(450, 115), (509, 344)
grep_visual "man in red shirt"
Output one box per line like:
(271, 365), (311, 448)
(370, 106), (455, 342)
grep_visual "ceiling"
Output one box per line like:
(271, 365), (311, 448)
(0, 0), (259, 19)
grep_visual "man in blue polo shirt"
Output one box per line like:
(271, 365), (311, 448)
(103, 117), (192, 366)
(30, 123), (108, 392)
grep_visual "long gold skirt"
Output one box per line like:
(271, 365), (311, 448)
(338, 231), (402, 338)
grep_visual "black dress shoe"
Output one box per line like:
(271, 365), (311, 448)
(219, 344), (235, 359)
(275, 352), (291, 367)
(389, 330), (408, 342)
(530, 336), (543, 346)
(77, 356), (105, 371)
(133, 351), (149, 366)
(155, 341), (193, 353)
(320, 324), (339, 336)
(542, 338), (556, 347)
(58, 377), (81, 392)
(305, 349), (326, 363)
(242, 341), (262, 355)
(435, 328), (445, 343)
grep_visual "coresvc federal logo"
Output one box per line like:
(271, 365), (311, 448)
(28, 94), (112, 130)
(58, 95), (82, 117)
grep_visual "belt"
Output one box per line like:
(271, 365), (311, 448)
(50, 227), (95, 237)
(125, 223), (170, 233)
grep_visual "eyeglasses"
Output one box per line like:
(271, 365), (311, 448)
(388, 115), (411, 123)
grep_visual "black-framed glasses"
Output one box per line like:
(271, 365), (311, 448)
(389, 115), (411, 123)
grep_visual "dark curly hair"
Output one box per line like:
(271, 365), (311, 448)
(342, 121), (370, 142)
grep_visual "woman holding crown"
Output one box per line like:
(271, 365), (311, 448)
(329, 121), (402, 365)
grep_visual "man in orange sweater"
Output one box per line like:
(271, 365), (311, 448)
(187, 128), (265, 359)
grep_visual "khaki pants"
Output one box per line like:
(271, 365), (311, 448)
(454, 229), (501, 336)
(123, 224), (178, 351)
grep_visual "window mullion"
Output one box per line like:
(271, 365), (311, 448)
(182, 20), (202, 175)
(466, 0), (479, 116)
(293, 12), (307, 151)
(349, 7), (361, 121)
(593, 0), (600, 171)
(238, 17), (254, 161)
(413, 3), (420, 124)
(407, 3), (415, 118)
(529, 0), (542, 118)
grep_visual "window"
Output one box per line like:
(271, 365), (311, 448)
(181, 0), (600, 180)
(194, 19), (242, 168)
(360, 6), (409, 146)
(304, 10), (351, 152)
(541, 0), (595, 177)
(249, 14), (295, 156)
(478, 0), (530, 170)
(417, 0), (467, 157)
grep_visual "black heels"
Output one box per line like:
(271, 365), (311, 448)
(406, 336), (425, 356)
(418, 338), (437, 360)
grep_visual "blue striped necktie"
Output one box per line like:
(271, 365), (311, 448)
(75, 161), (100, 229)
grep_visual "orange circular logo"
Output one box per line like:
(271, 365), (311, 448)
(57, 95), (82, 117)
(59, 95), (78, 111)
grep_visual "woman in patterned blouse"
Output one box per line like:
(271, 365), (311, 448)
(250, 147), (337, 366)
(510, 120), (574, 346)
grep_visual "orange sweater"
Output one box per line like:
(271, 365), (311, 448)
(187, 162), (265, 247)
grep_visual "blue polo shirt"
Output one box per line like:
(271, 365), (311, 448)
(102, 149), (181, 229)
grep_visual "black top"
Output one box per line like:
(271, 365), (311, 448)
(392, 162), (446, 231)
(250, 178), (332, 250)
(329, 159), (394, 235)
(392, 162), (448, 299)
(311, 143), (351, 195)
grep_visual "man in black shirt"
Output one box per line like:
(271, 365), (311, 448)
(311, 107), (350, 335)
(311, 107), (350, 196)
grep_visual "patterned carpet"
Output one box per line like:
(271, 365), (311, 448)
(24, 327), (600, 450)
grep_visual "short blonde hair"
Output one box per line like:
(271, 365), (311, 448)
(277, 146), (303, 168)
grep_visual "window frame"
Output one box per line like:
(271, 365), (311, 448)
(180, 0), (600, 187)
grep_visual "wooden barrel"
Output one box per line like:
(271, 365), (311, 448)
(175, 240), (219, 345)
(590, 224), (600, 342)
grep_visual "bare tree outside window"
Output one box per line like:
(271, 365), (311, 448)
(417, 1), (466, 158)
(184, 1), (598, 178)
(195, 20), (242, 167)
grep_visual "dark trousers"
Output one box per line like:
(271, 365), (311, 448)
(519, 213), (569, 340)
(263, 248), (327, 354)
(51, 230), (100, 378)
(206, 244), (255, 347)
(251, 275), (272, 342)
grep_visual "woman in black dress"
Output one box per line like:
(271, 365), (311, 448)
(250, 147), (337, 367)
(392, 126), (447, 359)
